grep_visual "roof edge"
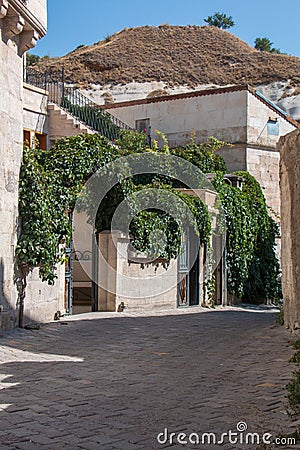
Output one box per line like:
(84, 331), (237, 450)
(103, 84), (300, 129)
(103, 84), (249, 110)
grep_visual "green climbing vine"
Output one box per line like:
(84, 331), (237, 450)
(213, 171), (281, 302)
(17, 131), (213, 283)
(17, 129), (281, 304)
(17, 133), (119, 283)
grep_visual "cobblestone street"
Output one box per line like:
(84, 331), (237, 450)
(0, 307), (298, 449)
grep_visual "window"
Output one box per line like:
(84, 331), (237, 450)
(267, 118), (279, 136)
(135, 118), (150, 134)
(35, 132), (47, 150)
(23, 130), (47, 150)
(135, 118), (151, 146)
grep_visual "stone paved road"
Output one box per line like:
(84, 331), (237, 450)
(0, 307), (298, 450)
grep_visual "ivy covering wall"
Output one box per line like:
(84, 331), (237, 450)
(17, 130), (281, 303)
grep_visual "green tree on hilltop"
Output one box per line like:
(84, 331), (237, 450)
(254, 37), (281, 54)
(204, 12), (235, 30)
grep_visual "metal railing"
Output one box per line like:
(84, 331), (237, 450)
(24, 66), (133, 141)
(24, 66), (65, 104)
(24, 66), (48, 89)
(61, 86), (132, 141)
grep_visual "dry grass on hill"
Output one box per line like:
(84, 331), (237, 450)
(34, 25), (300, 88)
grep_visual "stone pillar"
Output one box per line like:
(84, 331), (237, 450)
(98, 231), (120, 312)
(278, 130), (300, 333)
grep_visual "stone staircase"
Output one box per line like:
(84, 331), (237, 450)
(25, 67), (133, 141)
(48, 102), (95, 145)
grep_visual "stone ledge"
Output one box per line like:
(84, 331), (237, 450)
(23, 81), (48, 95)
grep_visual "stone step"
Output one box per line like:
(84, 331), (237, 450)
(48, 102), (95, 142)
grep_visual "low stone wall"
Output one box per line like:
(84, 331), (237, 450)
(278, 129), (300, 332)
(23, 264), (66, 326)
(98, 232), (178, 312)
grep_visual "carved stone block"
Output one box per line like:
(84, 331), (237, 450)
(3, 12), (25, 39)
(0, 0), (8, 19)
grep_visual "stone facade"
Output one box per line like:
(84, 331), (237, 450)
(104, 86), (298, 216)
(0, 0), (56, 329)
(0, 4), (100, 329)
(23, 82), (48, 131)
(48, 103), (94, 145)
(1, 7), (298, 327)
(278, 130), (300, 333)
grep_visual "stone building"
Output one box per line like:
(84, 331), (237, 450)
(103, 85), (299, 216)
(278, 130), (300, 333)
(0, 0), (65, 329)
(1, 3), (298, 328)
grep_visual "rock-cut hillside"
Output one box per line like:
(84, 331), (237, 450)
(36, 25), (300, 87)
(33, 25), (300, 117)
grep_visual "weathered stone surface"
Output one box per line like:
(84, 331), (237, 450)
(278, 129), (300, 333)
(0, 19), (24, 329)
(0, 1), (48, 330)
(48, 103), (94, 146)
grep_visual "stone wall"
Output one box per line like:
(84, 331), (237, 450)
(107, 90), (248, 148)
(98, 232), (178, 312)
(48, 103), (94, 146)
(217, 145), (281, 215)
(247, 91), (294, 148)
(105, 88), (297, 218)
(246, 147), (281, 215)
(0, 0), (47, 329)
(23, 82), (48, 135)
(22, 82), (66, 325)
(0, 14), (25, 329)
(278, 130), (300, 333)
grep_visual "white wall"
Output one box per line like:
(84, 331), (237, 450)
(0, 0), (48, 329)
(109, 90), (248, 147)
(247, 91), (296, 148)
(0, 22), (24, 328)
(23, 82), (48, 134)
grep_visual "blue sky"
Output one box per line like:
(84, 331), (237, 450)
(34, 0), (300, 58)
